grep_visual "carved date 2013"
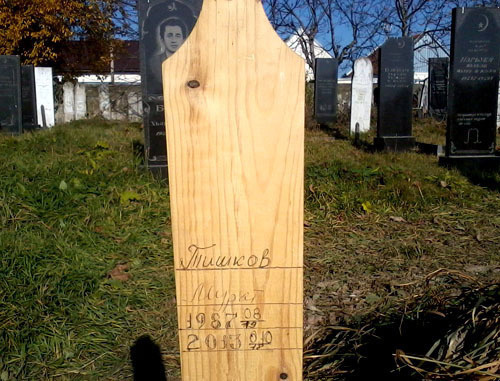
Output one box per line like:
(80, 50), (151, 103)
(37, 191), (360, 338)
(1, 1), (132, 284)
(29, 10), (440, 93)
(185, 330), (273, 352)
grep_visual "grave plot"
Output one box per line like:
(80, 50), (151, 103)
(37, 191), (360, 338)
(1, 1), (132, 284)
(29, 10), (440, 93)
(441, 7), (500, 167)
(21, 65), (38, 131)
(34, 67), (55, 128)
(314, 58), (338, 124)
(350, 57), (373, 135)
(138, 0), (202, 178)
(428, 57), (449, 119)
(0, 55), (22, 135)
(161, 0), (305, 379)
(375, 37), (416, 152)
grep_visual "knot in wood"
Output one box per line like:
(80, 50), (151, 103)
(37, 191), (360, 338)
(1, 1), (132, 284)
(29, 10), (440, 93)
(187, 80), (200, 88)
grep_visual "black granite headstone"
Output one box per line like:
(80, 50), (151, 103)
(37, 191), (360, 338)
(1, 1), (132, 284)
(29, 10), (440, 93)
(428, 57), (449, 118)
(375, 37), (415, 151)
(314, 58), (338, 123)
(0, 56), (22, 135)
(21, 65), (38, 131)
(138, 0), (202, 177)
(445, 7), (500, 158)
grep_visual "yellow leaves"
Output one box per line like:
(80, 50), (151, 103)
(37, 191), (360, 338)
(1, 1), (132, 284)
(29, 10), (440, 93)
(0, 0), (116, 65)
(361, 201), (373, 214)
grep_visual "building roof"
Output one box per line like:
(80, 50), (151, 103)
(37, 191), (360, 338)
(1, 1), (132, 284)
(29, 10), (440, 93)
(285, 31), (333, 81)
(55, 40), (140, 76)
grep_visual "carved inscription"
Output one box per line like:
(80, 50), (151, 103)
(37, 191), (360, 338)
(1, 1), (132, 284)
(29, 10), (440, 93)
(316, 79), (336, 112)
(179, 244), (271, 270)
(176, 244), (302, 354)
(384, 67), (412, 88)
(446, 8), (500, 155)
(314, 58), (338, 122)
(184, 283), (264, 312)
(183, 330), (274, 352)
(180, 327), (302, 353)
(457, 56), (496, 81)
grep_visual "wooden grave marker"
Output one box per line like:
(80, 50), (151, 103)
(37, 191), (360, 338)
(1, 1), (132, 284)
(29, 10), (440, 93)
(162, 0), (305, 379)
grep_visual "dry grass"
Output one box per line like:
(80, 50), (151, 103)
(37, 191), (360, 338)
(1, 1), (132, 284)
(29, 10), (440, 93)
(0, 119), (499, 380)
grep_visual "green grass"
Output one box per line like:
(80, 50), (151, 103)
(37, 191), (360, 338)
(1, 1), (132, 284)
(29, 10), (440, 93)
(0, 121), (178, 380)
(0, 119), (499, 380)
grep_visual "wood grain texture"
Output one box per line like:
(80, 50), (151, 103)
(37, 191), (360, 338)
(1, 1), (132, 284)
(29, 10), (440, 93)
(162, 0), (304, 379)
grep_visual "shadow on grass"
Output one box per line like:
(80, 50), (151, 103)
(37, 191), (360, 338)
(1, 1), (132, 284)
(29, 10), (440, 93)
(130, 335), (167, 381)
(318, 123), (350, 140)
(352, 136), (376, 153)
(439, 158), (500, 192)
(305, 284), (500, 380)
(455, 167), (500, 192)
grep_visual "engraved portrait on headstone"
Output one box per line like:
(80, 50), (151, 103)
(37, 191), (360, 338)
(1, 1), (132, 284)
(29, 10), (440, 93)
(149, 16), (190, 93)
(139, 0), (202, 176)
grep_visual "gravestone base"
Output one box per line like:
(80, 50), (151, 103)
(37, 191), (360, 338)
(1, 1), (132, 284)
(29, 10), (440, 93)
(374, 136), (416, 152)
(22, 123), (41, 132)
(439, 155), (500, 170)
(416, 142), (445, 156)
(147, 163), (168, 180)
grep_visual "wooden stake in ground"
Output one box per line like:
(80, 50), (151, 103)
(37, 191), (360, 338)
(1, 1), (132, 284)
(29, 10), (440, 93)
(162, 0), (304, 379)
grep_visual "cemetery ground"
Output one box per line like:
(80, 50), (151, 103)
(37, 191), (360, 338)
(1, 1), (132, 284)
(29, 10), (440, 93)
(0, 119), (499, 380)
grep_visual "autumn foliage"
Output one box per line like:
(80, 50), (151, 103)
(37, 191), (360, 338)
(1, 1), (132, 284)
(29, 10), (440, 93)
(0, 0), (120, 71)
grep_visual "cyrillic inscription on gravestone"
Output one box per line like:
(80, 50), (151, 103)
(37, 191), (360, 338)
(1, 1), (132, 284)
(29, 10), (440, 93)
(350, 57), (373, 134)
(21, 65), (38, 130)
(314, 58), (338, 123)
(162, 0), (305, 379)
(376, 37), (415, 151)
(0, 56), (22, 135)
(138, 0), (202, 176)
(446, 7), (500, 156)
(428, 57), (448, 118)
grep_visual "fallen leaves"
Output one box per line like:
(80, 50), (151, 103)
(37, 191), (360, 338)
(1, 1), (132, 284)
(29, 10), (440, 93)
(107, 263), (131, 282)
(390, 216), (406, 223)
(361, 201), (373, 214)
(120, 190), (142, 205)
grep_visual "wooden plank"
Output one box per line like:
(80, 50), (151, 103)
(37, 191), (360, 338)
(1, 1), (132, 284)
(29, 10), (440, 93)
(162, 0), (304, 379)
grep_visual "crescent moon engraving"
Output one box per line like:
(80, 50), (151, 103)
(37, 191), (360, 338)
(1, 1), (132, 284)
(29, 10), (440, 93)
(477, 14), (489, 32)
(397, 39), (405, 49)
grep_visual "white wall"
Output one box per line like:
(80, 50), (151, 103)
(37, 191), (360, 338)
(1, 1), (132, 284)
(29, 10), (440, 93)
(285, 34), (333, 81)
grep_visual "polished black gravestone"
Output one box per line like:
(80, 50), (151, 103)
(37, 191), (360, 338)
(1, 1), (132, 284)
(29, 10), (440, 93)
(21, 65), (39, 131)
(138, 0), (202, 178)
(375, 37), (415, 152)
(0, 56), (22, 135)
(440, 8), (500, 167)
(314, 58), (338, 123)
(428, 57), (448, 118)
